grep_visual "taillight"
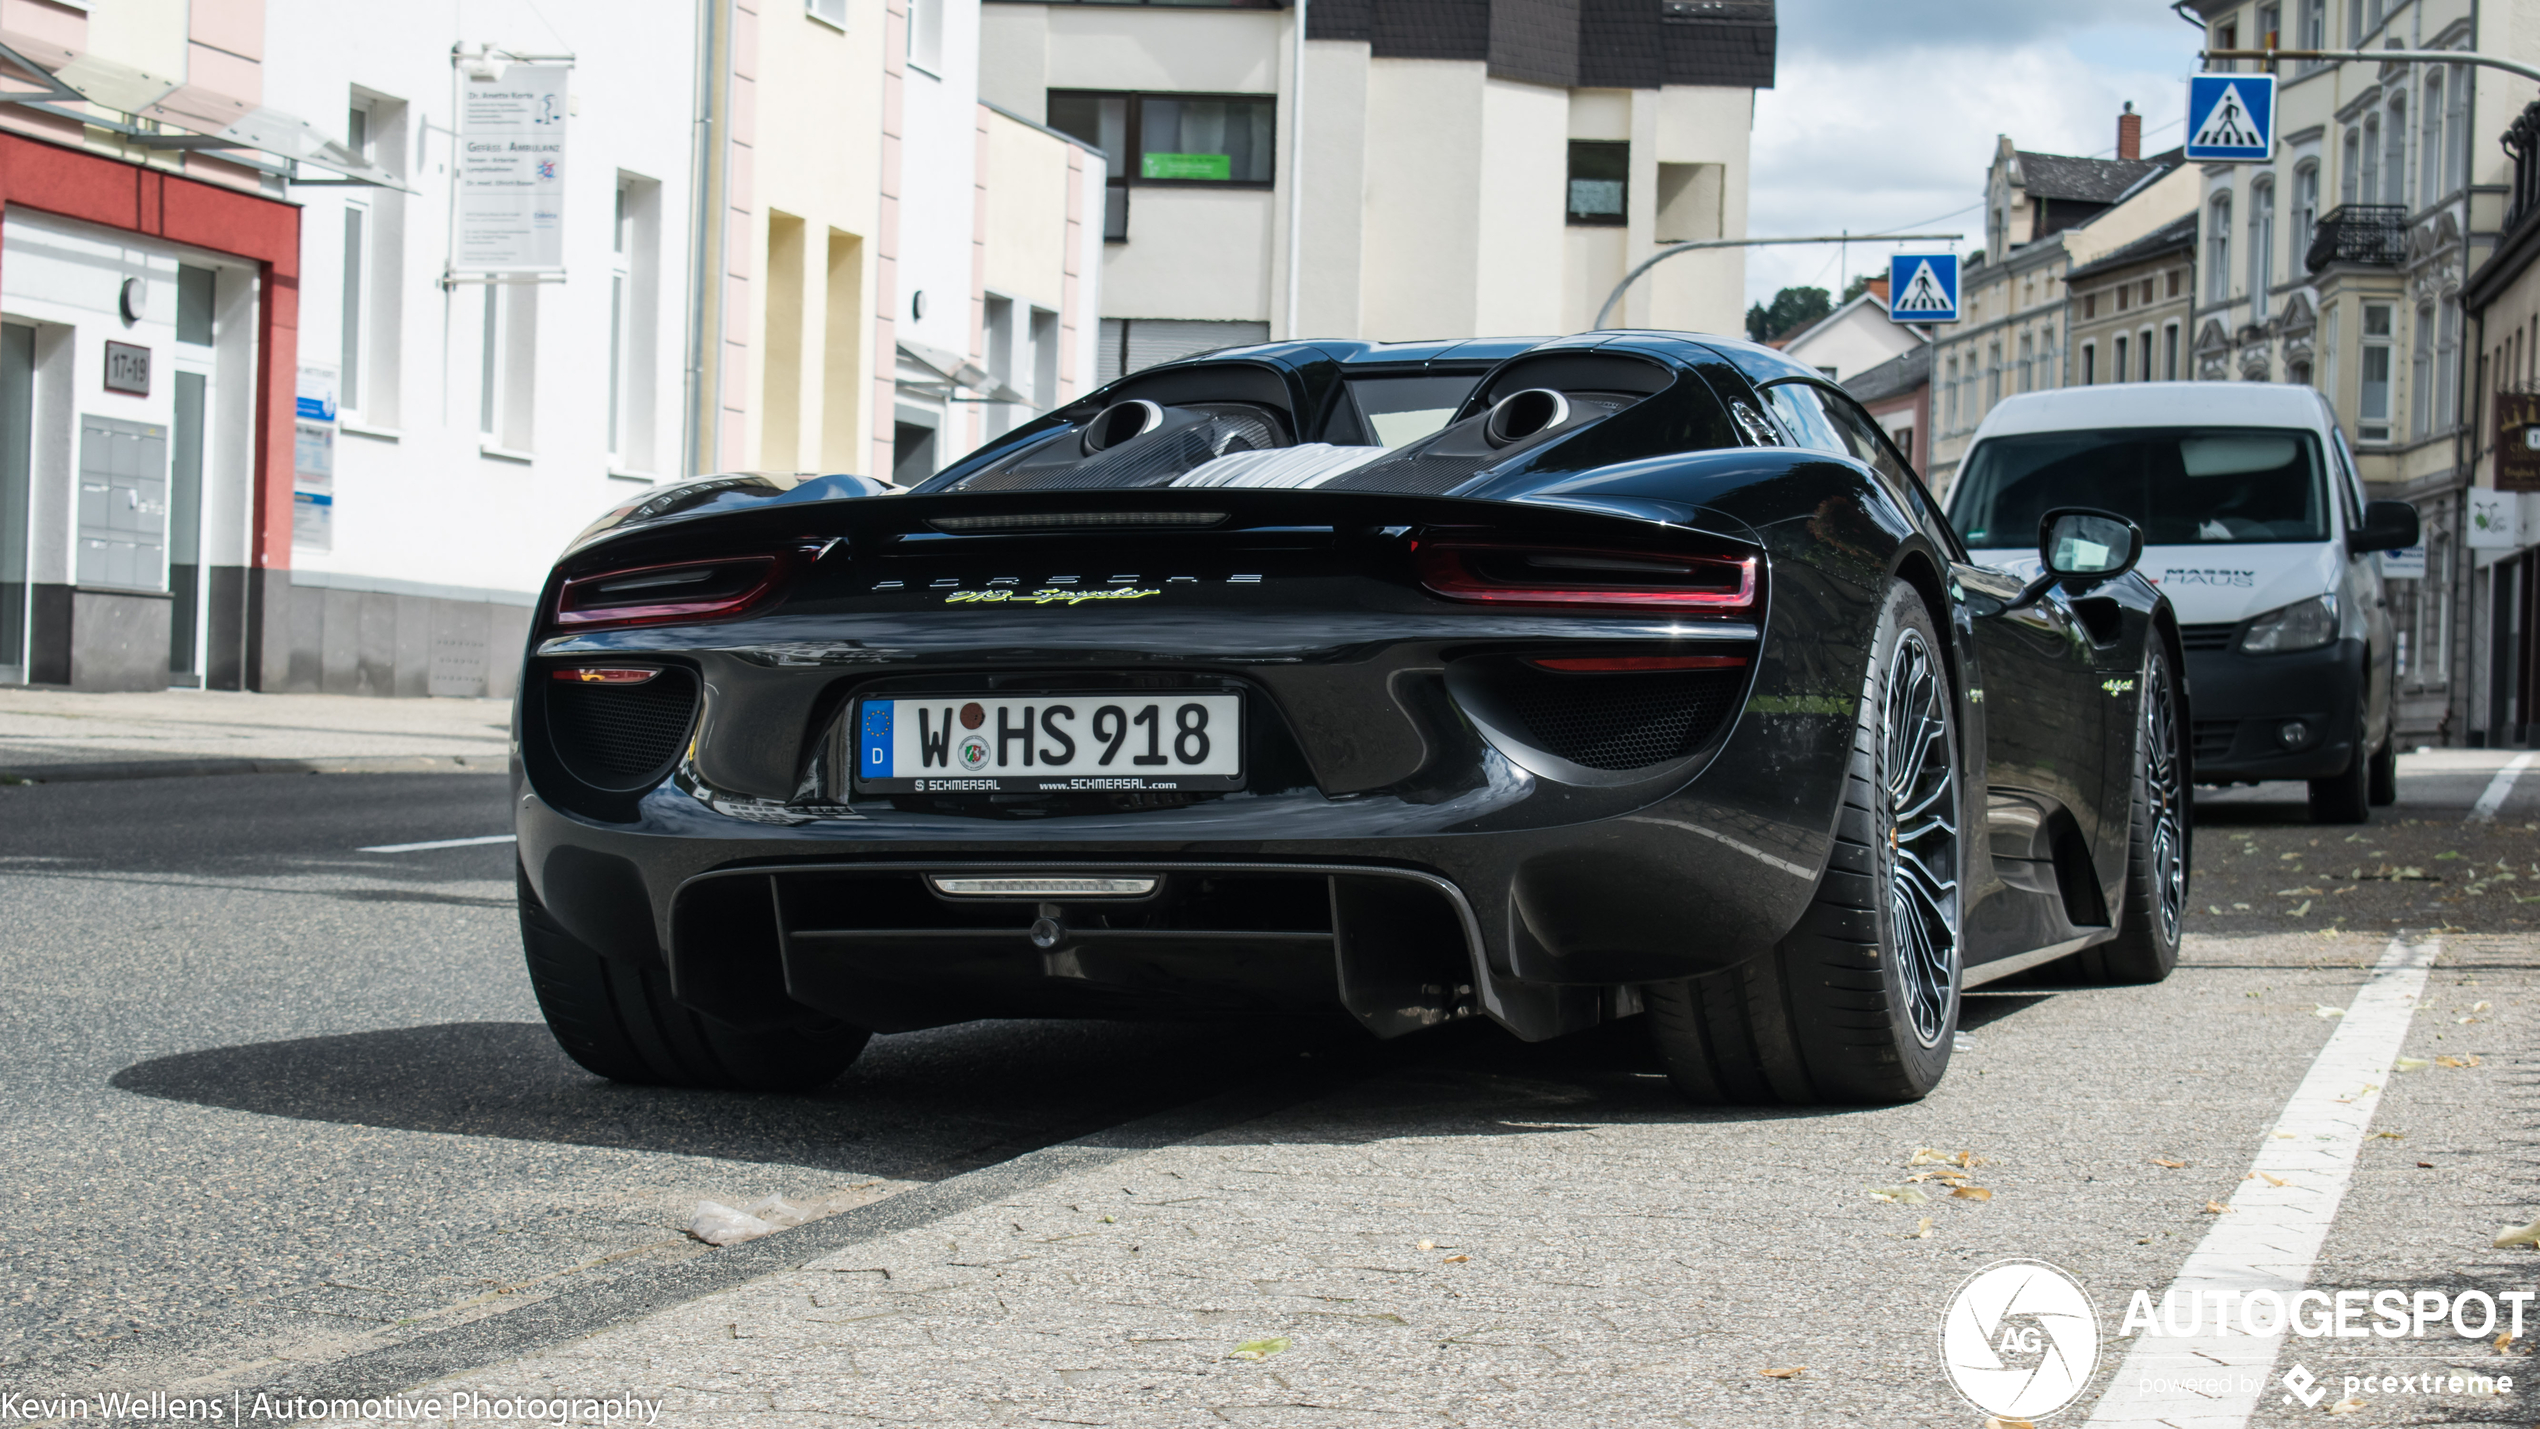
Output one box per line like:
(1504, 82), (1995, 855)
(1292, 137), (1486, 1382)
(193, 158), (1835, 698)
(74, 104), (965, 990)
(553, 556), (784, 631)
(1414, 539), (1756, 614)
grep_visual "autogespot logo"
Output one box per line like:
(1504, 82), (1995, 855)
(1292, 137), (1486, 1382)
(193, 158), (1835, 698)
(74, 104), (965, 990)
(1940, 1259), (2102, 1420)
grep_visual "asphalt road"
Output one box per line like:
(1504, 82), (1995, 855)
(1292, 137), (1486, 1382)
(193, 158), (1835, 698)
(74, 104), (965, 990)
(0, 759), (2531, 1426)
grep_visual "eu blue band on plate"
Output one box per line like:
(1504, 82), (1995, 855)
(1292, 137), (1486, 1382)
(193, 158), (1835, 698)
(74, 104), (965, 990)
(860, 701), (893, 778)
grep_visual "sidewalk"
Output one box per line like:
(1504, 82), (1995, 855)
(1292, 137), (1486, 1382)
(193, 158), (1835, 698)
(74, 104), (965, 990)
(0, 688), (512, 781)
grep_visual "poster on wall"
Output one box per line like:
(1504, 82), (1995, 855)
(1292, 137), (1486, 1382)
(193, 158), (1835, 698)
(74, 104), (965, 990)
(2497, 391), (2540, 491)
(294, 363), (336, 551)
(2468, 488), (2518, 549)
(455, 64), (568, 273)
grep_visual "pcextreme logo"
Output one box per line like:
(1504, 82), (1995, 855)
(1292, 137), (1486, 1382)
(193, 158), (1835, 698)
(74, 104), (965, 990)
(1939, 1260), (2101, 1420)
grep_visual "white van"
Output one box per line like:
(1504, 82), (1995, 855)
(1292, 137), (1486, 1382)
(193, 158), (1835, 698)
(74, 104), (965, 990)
(1945, 383), (2419, 824)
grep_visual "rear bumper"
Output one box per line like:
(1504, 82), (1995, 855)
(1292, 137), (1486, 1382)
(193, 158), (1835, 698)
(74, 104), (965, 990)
(2185, 638), (2363, 783)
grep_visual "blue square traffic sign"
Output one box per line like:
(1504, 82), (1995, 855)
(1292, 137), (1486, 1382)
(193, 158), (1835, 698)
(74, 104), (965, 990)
(2185, 72), (2276, 162)
(1888, 254), (1959, 325)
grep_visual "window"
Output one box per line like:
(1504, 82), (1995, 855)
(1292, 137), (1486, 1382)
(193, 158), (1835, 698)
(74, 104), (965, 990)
(2017, 333), (2033, 392)
(611, 176), (661, 471)
(2301, 0), (2325, 52)
(907, 0), (943, 73)
(2342, 126), (2361, 204)
(1952, 426), (2330, 548)
(2138, 328), (2155, 382)
(2164, 321), (2181, 380)
(2249, 177), (2275, 321)
(2437, 299), (2459, 433)
(1944, 357), (1960, 429)
(2359, 301), (2393, 440)
(2293, 162), (2318, 255)
(2322, 303), (2339, 402)
(1566, 141), (1628, 226)
(2421, 71), (2445, 206)
(1030, 306), (1059, 409)
(2208, 193), (2232, 302)
(807, 0), (846, 29)
(2445, 63), (2469, 195)
(2410, 300), (2434, 439)
(2384, 96), (2406, 208)
(2113, 334), (2129, 383)
(2082, 341), (2097, 385)
(1986, 341), (2001, 407)
(2346, 114), (2367, 204)
(1049, 90), (1276, 243)
(2257, 3), (2281, 70)
(341, 203), (366, 415)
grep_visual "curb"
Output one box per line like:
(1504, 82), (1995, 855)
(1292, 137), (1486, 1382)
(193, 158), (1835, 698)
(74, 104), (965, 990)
(0, 753), (507, 784)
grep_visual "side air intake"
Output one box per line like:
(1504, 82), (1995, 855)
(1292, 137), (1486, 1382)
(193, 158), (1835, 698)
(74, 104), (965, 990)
(545, 666), (701, 790)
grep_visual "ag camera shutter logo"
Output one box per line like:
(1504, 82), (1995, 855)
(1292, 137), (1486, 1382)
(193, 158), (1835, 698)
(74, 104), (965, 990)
(1939, 1260), (2101, 1419)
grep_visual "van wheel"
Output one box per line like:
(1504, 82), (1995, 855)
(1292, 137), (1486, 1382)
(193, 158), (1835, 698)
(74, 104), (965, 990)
(2367, 736), (2398, 807)
(2308, 699), (2371, 825)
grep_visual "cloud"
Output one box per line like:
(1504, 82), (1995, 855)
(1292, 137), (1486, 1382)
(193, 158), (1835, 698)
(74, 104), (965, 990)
(1740, 2), (2203, 312)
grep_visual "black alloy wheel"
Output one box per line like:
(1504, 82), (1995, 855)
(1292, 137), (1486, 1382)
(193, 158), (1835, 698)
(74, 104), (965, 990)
(2090, 639), (2186, 984)
(1645, 579), (1963, 1104)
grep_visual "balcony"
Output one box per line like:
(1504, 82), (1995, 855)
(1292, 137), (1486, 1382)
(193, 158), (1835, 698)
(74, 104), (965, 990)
(2305, 205), (2407, 271)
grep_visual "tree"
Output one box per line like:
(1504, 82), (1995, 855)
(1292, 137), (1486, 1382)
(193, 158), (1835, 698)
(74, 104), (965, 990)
(1745, 286), (1832, 344)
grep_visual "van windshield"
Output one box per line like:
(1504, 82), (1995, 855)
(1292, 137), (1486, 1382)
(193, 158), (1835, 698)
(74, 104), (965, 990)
(1950, 426), (2330, 548)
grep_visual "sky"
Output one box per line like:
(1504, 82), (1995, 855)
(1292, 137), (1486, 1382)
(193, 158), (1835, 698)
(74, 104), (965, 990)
(1741, 0), (2211, 313)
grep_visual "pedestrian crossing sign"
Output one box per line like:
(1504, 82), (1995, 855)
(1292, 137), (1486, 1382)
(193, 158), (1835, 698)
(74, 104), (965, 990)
(1887, 254), (1960, 325)
(2185, 73), (2276, 162)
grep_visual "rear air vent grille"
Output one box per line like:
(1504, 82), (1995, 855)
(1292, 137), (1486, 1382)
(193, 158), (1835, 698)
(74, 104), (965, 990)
(2192, 718), (2239, 762)
(2178, 622), (2237, 652)
(1498, 665), (1745, 771)
(546, 667), (699, 789)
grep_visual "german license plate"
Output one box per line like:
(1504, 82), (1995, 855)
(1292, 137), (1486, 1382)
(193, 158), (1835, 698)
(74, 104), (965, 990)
(853, 693), (1244, 793)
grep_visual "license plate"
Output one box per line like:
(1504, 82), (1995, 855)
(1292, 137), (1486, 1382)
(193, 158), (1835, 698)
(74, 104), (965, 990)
(853, 693), (1244, 793)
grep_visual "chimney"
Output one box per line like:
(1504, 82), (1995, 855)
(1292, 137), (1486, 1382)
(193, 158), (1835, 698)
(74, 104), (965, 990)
(2117, 101), (2142, 162)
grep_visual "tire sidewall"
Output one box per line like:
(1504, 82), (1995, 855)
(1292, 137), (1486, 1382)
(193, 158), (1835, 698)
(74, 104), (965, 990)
(1867, 581), (1962, 1093)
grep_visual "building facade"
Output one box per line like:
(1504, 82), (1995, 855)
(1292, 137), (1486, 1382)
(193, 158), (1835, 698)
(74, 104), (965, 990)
(1926, 120), (2199, 493)
(2183, 0), (2532, 745)
(979, 0), (1776, 376)
(2457, 97), (2540, 745)
(2062, 213), (2199, 391)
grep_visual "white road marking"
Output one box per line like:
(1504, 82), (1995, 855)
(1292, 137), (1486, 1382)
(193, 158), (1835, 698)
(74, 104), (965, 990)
(357, 834), (518, 853)
(2083, 935), (2437, 1428)
(2468, 752), (2536, 822)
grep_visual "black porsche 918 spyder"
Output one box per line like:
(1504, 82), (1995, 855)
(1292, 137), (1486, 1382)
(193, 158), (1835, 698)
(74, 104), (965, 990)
(513, 330), (2189, 1106)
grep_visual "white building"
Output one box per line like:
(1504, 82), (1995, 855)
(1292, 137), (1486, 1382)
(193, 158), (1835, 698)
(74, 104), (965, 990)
(979, 0), (1776, 373)
(1774, 278), (1920, 384)
(255, 1), (704, 697)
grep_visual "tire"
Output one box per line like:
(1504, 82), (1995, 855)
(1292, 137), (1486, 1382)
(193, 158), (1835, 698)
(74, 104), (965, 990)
(2081, 638), (2186, 984)
(2368, 734), (2398, 807)
(518, 865), (870, 1091)
(1646, 579), (1963, 1105)
(2307, 699), (2371, 825)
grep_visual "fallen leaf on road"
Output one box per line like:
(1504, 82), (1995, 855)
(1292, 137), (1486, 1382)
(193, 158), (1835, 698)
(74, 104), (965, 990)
(2275, 886), (2324, 896)
(2326, 1396), (2365, 1414)
(1952, 1186), (1994, 1201)
(2260, 1173), (2287, 1187)
(2151, 1157), (2186, 1169)
(1907, 1147), (1955, 1165)
(2496, 1332), (2517, 1354)
(2204, 1200), (2234, 1214)
(2289, 900), (2313, 916)
(2473, 1000), (2493, 1013)
(2417, 1161), (2435, 1168)
(2314, 1005), (2347, 1018)
(1758, 1366), (1806, 1379)
(2434, 1055), (2481, 1067)
(1868, 1186), (1931, 1205)
(1441, 1255), (1469, 1264)
(2394, 1057), (2432, 1072)
(1416, 1239), (1435, 1251)
(2373, 1131), (2405, 1139)
(2494, 1215), (2540, 1249)
(1910, 1217), (1934, 1238)
(1229, 1337), (1291, 1361)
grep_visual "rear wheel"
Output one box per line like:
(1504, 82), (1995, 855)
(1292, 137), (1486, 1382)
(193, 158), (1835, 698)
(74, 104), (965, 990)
(519, 866), (870, 1091)
(1646, 579), (1962, 1105)
(2368, 734), (2398, 807)
(2080, 639), (2186, 984)
(2307, 698), (2371, 825)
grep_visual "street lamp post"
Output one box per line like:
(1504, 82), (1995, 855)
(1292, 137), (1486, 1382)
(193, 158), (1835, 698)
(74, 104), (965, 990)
(1590, 231), (1965, 332)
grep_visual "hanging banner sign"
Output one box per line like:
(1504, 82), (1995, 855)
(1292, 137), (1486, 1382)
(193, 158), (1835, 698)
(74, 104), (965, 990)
(2495, 390), (2540, 491)
(456, 64), (568, 273)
